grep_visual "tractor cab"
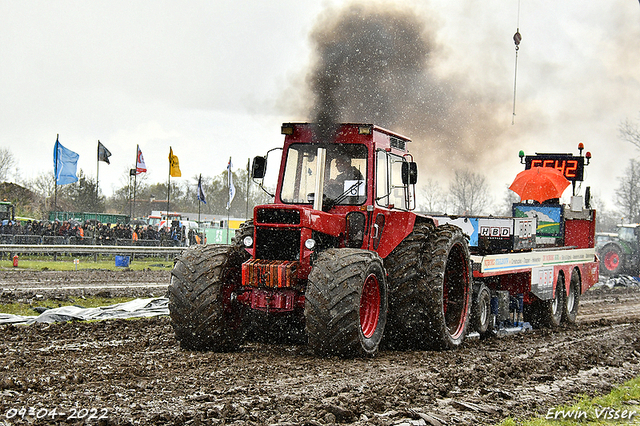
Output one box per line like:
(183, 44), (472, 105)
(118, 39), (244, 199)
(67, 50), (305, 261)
(249, 123), (419, 259)
(254, 123), (417, 212)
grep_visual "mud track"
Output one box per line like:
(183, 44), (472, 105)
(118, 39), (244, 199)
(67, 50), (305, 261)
(1, 270), (640, 425)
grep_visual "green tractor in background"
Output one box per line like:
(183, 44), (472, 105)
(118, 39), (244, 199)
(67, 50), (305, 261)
(0, 201), (15, 223)
(598, 224), (640, 277)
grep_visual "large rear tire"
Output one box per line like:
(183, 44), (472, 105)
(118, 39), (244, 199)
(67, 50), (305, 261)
(305, 248), (388, 358)
(385, 223), (472, 350)
(168, 244), (248, 351)
(384, 222), (432, 349)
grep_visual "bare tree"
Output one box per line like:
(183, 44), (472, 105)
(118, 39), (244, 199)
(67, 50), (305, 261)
(418, 178), (447, 214)
(502, 185), (522, 216)
(448, 169), (490, 216)
(588, 192), (622, 232)
(615, 159), (640, 223)
(107, 167), (149, 216)
(29, 172), (55, 202)
(620, 116), (640, 150)
(0, 148), (16, 182)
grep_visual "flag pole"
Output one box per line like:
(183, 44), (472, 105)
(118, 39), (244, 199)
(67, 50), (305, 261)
(54, 134), (59, 212)
(133, 145), (139, 221)
(227, 157), (231, 244)
(167, 148), (171, 222)
(198, 173), (202, 223)
(96, 141), (100, 205)
(129, 145), (135, 220)
(245, 158), (250, 219)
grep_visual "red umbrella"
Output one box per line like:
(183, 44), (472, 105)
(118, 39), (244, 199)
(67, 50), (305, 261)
(509, 167), (571, 203)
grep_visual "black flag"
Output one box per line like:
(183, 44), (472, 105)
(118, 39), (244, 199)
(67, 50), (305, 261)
(97, 140), (112, 164)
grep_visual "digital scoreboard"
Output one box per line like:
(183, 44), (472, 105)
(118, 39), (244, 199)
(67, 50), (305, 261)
(524, 154), (585, 182)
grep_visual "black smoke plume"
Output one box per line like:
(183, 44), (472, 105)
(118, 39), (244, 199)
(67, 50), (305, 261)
(306, 2), (511, 175)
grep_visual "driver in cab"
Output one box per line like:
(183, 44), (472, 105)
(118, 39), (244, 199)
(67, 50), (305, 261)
(325, 157), (363, 200)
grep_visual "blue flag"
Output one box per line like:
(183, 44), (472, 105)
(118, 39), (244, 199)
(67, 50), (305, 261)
(53, 136), (79, 185)
(197, 174), (206, 204)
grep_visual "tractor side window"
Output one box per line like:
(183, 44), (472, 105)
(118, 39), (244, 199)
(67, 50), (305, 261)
(376, 151), (389, 207)
(376, 151), (408, 209)
(389, 155), (406, 208)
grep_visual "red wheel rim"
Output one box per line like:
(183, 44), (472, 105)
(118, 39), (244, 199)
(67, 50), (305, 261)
(604, 251), (619, 271)
(443, 244), (470, 340)
(360, 273), (381, 338)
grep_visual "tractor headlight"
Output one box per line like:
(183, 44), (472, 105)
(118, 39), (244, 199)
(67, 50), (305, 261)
(304, 238), (316, 250)
(243, 236), (254, 248)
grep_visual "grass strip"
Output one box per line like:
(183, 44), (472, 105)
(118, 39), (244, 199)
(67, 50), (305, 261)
(0, 257), (173, 271)
(499, 376), (640, 425)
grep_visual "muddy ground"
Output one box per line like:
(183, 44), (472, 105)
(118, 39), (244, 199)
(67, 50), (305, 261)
(1, 269), (640, 425)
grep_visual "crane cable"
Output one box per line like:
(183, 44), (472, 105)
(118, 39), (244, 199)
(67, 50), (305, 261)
(512, 0), (522, 125)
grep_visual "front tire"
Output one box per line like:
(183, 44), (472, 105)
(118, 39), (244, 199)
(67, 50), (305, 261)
(168, 245), (248, 351)
(305, 249), (388, 358)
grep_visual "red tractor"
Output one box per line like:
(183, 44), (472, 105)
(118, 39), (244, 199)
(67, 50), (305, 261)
(167, 123), (598, 357)
(168, 123), (472, 357)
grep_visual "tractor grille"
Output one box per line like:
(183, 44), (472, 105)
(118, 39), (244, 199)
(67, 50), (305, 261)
(242, 259), (298, 288)
(256, 208), (300, 225)
(255, 228), (301, 261)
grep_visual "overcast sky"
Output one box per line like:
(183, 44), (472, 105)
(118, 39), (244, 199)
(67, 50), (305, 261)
(1, 0), (639, 215)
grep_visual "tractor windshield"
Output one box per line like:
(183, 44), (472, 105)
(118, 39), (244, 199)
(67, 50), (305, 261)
(280, 143), (367, 205)
(618, 226), (638, 243)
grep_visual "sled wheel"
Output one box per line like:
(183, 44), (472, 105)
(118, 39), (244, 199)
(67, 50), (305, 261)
(168, 245), (248, 351)
(563, 268), (581, 324)
(471, 283), (492, 337)
(525, 273), (564, 329)
(548, 277), (564, 327)
(305, 248), (388, 357)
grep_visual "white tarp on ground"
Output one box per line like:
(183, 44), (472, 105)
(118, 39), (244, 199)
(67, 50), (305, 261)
(0, 297), (169, 325)
(593, 275), (640, 289)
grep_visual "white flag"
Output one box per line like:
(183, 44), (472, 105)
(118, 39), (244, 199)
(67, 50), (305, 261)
(136, 145), (147, 174)
(227, 157), (235, 209)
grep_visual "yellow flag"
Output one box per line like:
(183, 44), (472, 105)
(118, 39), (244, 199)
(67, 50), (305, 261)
(169, 147), (181, 177)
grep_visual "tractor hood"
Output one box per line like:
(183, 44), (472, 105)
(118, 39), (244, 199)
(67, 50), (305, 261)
(254, 204), (345, 237)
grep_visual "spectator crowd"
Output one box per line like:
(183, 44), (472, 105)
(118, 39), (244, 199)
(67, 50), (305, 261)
(0, 219), (203, 246)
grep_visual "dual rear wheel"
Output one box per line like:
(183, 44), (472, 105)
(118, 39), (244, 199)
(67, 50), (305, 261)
(524, 269), (581, 328)
(385, 224), (472, 350)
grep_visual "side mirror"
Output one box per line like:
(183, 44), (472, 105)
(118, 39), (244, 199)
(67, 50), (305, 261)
(585, 186), (591, 209)
(252, 156), (267, 179)
(401, 162), (417, 185)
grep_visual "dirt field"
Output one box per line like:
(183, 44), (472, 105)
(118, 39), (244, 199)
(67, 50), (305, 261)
(1, 269), (640, 425)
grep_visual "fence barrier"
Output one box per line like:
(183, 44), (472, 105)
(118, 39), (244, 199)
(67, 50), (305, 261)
(0, 235), (181, 247)
(0, 244), (187, 262)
